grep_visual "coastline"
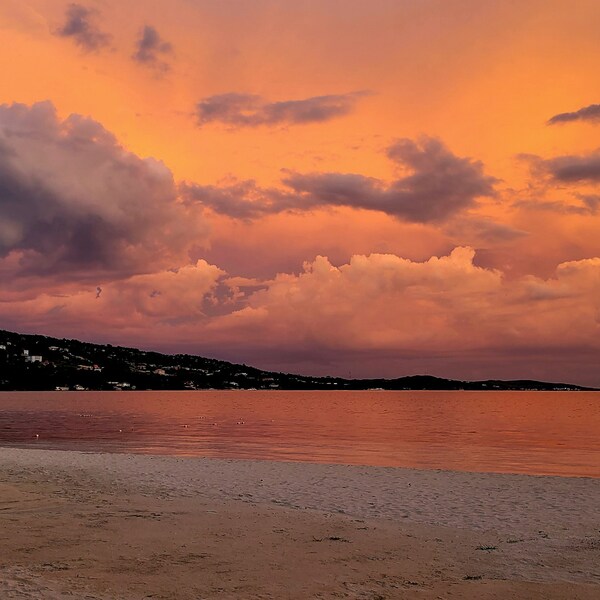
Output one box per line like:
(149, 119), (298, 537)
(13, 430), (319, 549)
(1, 448), (599, 598)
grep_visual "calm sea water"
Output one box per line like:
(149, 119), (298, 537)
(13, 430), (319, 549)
(0, 391), (598, 477)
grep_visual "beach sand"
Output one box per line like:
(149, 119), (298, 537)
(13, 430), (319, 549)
(0, 448), (598, 599)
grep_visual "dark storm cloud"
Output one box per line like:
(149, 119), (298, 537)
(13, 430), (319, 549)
(132, 25), (173, 71)
(183, 137), (497, 223)
(0, 101), (196, 277)
(195, 91), (369, 128)
(547, 103), (600, 125)
(55, 3), (111, 52)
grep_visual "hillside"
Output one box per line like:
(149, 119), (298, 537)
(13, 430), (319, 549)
(0, 329), (594, 392)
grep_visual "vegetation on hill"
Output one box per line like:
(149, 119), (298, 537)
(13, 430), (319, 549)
(0, 329), (594, 392)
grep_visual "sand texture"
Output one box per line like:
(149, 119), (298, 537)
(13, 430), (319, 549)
(0, 448), (598, 599)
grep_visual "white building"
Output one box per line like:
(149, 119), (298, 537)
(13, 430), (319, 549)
(25, 355), (43, 363)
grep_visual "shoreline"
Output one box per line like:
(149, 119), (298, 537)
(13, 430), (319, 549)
(4, 441), (600, 476)
(2, 447), (600, 531)
(1, 447), (599, 598)
(3, 441), (600, 480)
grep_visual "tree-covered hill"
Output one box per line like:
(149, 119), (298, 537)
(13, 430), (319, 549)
(0, 329), (594, 392)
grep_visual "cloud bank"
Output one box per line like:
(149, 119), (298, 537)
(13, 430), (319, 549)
(3, 247), (600, 384)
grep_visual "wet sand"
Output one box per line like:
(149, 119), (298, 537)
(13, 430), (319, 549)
(0, 448), (598, 599)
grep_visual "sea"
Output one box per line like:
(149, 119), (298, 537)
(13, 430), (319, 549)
(0, 391), (598, 477)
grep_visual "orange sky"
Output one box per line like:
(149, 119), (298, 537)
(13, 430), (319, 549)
(1, 1), (600, 384)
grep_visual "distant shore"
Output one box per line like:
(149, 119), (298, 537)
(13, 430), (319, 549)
(0, 448), (598, 599)
(2, 328), (597, 392)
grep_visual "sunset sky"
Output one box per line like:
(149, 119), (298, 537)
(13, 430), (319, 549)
(1, 0), (600, 385)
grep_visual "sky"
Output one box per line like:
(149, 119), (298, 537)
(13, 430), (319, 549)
(1, 0), (600, 385)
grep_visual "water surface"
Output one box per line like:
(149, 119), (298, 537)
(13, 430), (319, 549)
(0, 391), (598, 477)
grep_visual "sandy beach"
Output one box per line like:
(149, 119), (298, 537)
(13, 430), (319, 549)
(0, 448), (598, 599)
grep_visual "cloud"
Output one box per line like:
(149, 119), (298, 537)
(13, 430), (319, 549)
(547, 103), (600, 125)
(287, 138), (498, 222)
(104, 260), (225, 321)
(533, 149), (600, 183)
(514, 197), (600, 216)
(578, 194), (600, 212)
(445, 217), (529, 243)
(0, 101), (202, 278)
(217, 247), (506, 351)
(184, 137), (497, 223)
(132, 25), (173, 72)
(55, 3), (111, 52)
(180, 180), (298, 220)
(195, 91), (368, 128)
(0, 259), (224, 335)
(519, 149), (600, 184)
(206, 248), (600, 367)
(2, 247), (600, 385)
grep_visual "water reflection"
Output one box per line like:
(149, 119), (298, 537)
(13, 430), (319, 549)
(0, 391), (598, 477)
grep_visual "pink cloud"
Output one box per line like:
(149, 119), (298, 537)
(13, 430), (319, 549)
(2, 248), (600, 385)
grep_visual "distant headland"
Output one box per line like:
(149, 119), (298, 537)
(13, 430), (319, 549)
(0, 329), (595, 392)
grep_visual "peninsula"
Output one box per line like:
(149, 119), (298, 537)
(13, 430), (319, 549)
(0, 329), (593, 392)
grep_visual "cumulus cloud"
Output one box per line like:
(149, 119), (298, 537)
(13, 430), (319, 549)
(55, 3), (111, 52)
(2, 247), (600, 384)
(207, 248), (600, 363)
(132, 25), (172, 72)
(547, 103), (600, 125)
(214, 247), (505, 351)
(104, 260), (224, 321)
(0, 259), (224, 336)
(0, 101), (201, 278)
(195, 91), (368, 128)
(184, 137), (497, 223)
